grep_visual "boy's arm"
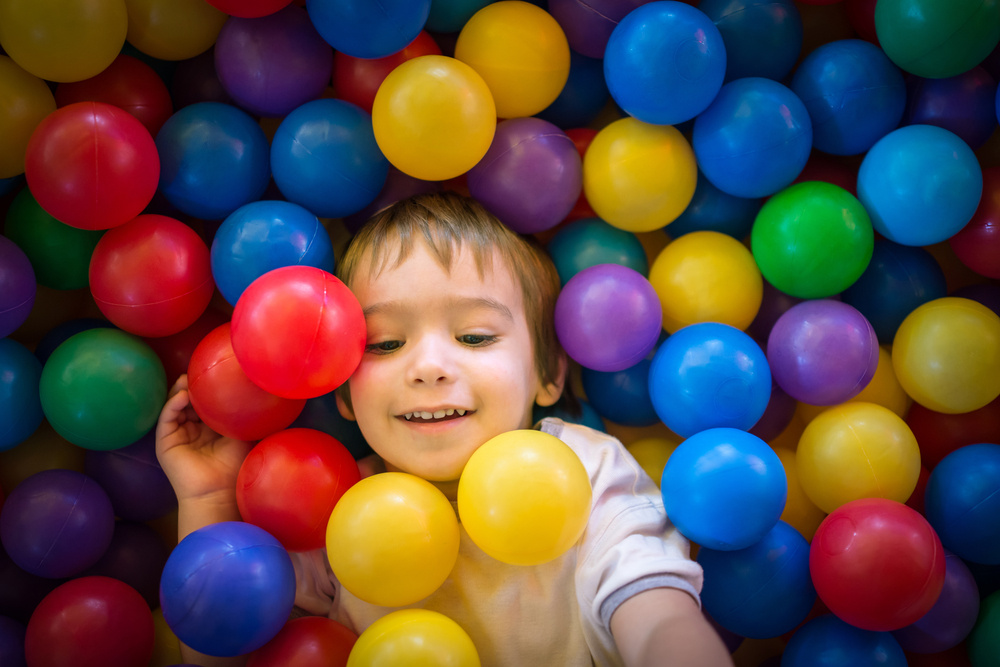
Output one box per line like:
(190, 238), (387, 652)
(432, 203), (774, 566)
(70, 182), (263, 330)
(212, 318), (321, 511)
(610, 588), (735, 667)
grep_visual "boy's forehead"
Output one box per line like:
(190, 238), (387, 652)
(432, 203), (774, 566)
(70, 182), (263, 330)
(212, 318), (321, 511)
(351, 235), (513, 285)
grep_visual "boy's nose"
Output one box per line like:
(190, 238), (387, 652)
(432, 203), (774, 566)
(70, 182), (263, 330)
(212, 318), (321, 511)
(407, 337), (454, 385)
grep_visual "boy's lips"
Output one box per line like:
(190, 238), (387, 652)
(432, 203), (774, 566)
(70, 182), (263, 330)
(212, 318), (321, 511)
(399, 408), (474, 424)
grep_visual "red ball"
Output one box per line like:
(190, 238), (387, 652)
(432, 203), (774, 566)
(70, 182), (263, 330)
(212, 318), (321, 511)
(907, 394), (1000, 470)
(248, 616), (357, 667)
(333, 30), (441, 114)
(54, 54), (174, 137)
(231, 266), (366, 399)
(563, 128), (599, 223)
(89, 214), (215, 337)
(844, 0), (878, 44)
(236, 428), (361, 551)
(188, 323), (306, 442)
(207, 0), (294, 17)
(949, 166), (1000, 279)
(809, 498), (946, 632)
(24, 101), (159, 230)
(25, 576), (154, 667)
(142, 305), (231, 386)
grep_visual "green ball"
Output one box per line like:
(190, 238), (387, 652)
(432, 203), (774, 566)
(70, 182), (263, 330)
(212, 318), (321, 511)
(39, 328), (167, 451)
(4, 188), (104, 290)
(751, 181), (874, 299)
(875, 0), (1000, 79)
(970, 590), (1000, 667)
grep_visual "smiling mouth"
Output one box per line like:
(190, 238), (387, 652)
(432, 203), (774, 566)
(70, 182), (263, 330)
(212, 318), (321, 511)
(402, 409), (471, 424)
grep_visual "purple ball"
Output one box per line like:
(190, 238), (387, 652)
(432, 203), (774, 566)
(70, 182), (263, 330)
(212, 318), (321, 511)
(892, 551), (980, 653)
(0, 469), (114, 579)
(84, 430), (177, 523)
(746, 280), (803, 343)
(555, 263), (662, 372)
(215, 5), (333, 118)
(83, 521), (170, 610)
(0, 236), (36, 339)
(467, 117), (582, 235)
(766, 300), (878, 406)
(903, 67), (998, 151)
(548, 0), (653, 59)
(748, 382), (797, 443)
(0, 616), (25, 667)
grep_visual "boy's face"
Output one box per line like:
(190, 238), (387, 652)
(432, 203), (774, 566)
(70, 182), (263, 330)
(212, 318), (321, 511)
(340, 240), (561, 482)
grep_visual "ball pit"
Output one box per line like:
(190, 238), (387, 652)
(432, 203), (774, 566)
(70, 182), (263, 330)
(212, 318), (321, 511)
(347, 609), (481, 667)
(0, 55), (56, 178)
(332, 31), (441, 115)
(306, 0), (430, 60)
(0, 237), (36, 339)
(925, 444), (1000, 565)
(0, 338), (43, 452)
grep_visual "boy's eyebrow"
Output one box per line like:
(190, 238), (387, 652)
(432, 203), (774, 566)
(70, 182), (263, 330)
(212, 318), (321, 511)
(363, 296), (515, 322)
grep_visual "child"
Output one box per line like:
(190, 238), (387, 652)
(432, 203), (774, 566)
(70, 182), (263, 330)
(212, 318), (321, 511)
(156, 192), (734, 667)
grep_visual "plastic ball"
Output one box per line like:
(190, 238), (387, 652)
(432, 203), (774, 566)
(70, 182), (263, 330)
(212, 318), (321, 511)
(141, 307), (229, 386)
(0, 469), (114, 578)
(581, 359), (661, 427)
(925, 444), (1000, 565)
(306, 0), (431, 59)
(648, 230), (763, 334)
(248, 616), (357, 667)
(907, 395), (1000, 470)
(24, 101), (159, 230)
(604, 1), (726, 126)
(796, 402), (921, 514)
(455, 1), (570, 119)
(904, 67), (998, 151)
(332, 31), (441, 115)
(546, 218), (648, 287)
(0, 616), (25, 667)
(661, 427), (787, 551)
(875, 0), (1000, 79)
(467, 117), (582, 235)
(207, 0), (293, 18)
(841, 239), (948, 344)
(122, 0), (229, 62)
(83, 430), (177, 523)
(170, 49), (233, 109)
(25, 576), (153, 667)
(0, 0), (126, 83)
(0, 56), (56, 178)
(372, 55), (496, 182)
(326, 472), (460, 607)
(648, 322), (772, 437)
(950, 165), (1000, 280)
(231, 266), (366, 399)
(782, 614), (907, 667)
(89, 214), (215, 338)
(892, 297), (1000, 414)
(214, 5), (332, 118)
(583, 117), (698, 233)
(969, 590), (1000, 667)
(892, 551), (980, 654)
(751, 181), (874, 298)
(697, 521), (815, 638)
(547, 0), (648, 59)
(536, 51), (610, 130)
(290, 392), (373, 461)
(699, 0), (803, 83)
(847, 345), (913, 419)
(554, 264), (662, 373)
(773, 447), (826, 542)
(810, 498), (946, 632)
(457, 429), (592, 566)
(0, 338), (42, 452)
(790, 39), (906, 155)
(857, 124), (983, 247)
(156, 102), (271, 221)
(160, 521), (296, 657)
(237, 428), (360, 552)
(342, 166), (442, 233)
(82, 521), (170, 610)
(749, 383), (798, 443)
(212, 200), (336, 307)
(0, 236), (34, 339)
(346, 609), (480, 667)
(767, 300), (879, 406)
(666, 171), (762, 241)
(624, 435), (679, 484)
(692, 77), (812, 198)
(39, 328), (167, 450)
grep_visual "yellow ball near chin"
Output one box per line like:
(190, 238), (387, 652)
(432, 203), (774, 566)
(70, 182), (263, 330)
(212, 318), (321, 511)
(347, 609), (481, 667)
(457, 430), (592, 566)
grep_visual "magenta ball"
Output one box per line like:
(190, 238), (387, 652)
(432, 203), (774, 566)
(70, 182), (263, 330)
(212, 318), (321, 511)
(467, 117), (582, 235)
(555, 263), (662, 372)
(766, 299), (879, 406)
(215, 5), (333, 117)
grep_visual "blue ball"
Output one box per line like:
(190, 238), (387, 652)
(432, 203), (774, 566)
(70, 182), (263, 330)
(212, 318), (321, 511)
(857, 124), (984, 246)
(697, 521), (815, 638)
(546, 218), (648, 287)
(306, 0), (430, 59)
(160, 521), (296, 657)
(648, 322), (771, 438)
(782, 614), (907, 667)
(536, 51), (610, 130)
(699, 0), (802, 83)
(692, 77), (812, 198)
(667, 170), (761, 240)
(211, 200), (337, 306)
(604, 1), (727, 126)
(271, 99), (389, 219)
(581, 359), (660, 427)
(0, 338), (42, 452)
(661, 427), (786, 550)
(156, 102), (271, 221)
(925, 443), (1000, 565)
(841, 238), (947, 344)
(790, 39), (906, 156)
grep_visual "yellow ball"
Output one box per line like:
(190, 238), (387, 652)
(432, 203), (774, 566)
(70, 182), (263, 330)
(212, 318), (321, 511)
(373, 55), (496, 182)
(457, 429), (592, 566)
(123, 0), (228, 61)
(892, 297), (1000, 414)
(0, 56), (55, 178)
(347, 609), (480, 667)
(648, 230), (763, 333)
(583, 117), (698, 233)
(454, 0), (570, 119)
(625, 436), (680, 486)
(773, 447), (826, 542)
(796, 402), (921, 514)
(326, 472), (460, 608)
(0, 0), (126, 82)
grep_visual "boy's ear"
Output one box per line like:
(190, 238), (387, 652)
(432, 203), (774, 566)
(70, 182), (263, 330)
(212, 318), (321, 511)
(535, 353), (568, 408)
(335, 388), (356, 422)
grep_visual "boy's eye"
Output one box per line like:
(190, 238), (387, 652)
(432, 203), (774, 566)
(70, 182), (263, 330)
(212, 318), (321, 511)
(458, 334), (497, 346)
(365, 340), (402, 354)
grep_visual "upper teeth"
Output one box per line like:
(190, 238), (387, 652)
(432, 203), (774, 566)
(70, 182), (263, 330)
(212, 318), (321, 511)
(404, 409), (466, 420)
